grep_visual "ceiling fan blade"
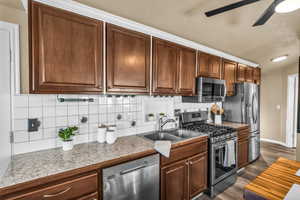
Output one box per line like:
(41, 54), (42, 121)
(205, 0), (261, 17)
(253, 0), (285, 26)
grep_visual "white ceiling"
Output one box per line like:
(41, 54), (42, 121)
(0, 0), (23, 10)
(74, 0), (300, 73)
(2, 0), (300, 73)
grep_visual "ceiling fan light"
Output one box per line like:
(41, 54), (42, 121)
(271, 55), (288, 62)
(275, 0), (300, 13)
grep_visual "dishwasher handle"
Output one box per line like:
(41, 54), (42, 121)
(120, 164), (147, 175)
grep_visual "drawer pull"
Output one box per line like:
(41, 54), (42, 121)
(43, 187), (71, 198)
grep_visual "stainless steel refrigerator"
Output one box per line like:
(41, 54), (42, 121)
(223, 82), (260, 162)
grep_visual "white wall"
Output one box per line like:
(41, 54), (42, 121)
(261, 63), (299, 144)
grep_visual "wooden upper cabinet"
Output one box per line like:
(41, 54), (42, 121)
(197, 52), (210, 77)
(222, 60), (237, 96)
(253, 67), (261, 85)
(161, 159), (188, 200)
(177, 46), (196, 96)
(245, 67), (254, 83)
(152, 38), (179, 94)
(197, 52), (221, 79)
(30, 2), (103, 94)
(189, 153), (207, 198)
(209, 55), (222, 79)
(237, 64), (247, 82)
(106, 24), (150, 94)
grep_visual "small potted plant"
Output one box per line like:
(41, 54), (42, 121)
(147, 113), (155, 121)
(58, 126), (78, 151)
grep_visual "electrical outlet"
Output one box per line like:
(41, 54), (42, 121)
(28, 118), (41, 132)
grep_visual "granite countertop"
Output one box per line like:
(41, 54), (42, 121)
(0, 135), (155, 190)
(222, 121), (249, 130)
(0, 131), (209, 191)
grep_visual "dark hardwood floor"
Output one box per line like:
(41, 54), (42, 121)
(197, 141), (296, 200)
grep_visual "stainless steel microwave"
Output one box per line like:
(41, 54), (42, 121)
(182, 77), (226, 103)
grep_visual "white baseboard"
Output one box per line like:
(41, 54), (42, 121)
(260, 138), (289, 147)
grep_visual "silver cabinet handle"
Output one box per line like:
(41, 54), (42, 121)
(120, 165), (147, 175)
(43, 187), (71, 198)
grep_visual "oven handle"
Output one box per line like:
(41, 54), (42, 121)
(212, 137), (237, 148)
(223, 83), (227, 100)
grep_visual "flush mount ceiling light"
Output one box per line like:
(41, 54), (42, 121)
(271, 55), (288, 62)
(275, 0), (300, 13)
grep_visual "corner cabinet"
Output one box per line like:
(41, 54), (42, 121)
(253, 67), (261, 85)
(222, 60), (237, 96)
(29, 2), (103, 94)
(106, 24), (150, 94)
(152, 38), (196, 95)
(197, 52), (221, 79)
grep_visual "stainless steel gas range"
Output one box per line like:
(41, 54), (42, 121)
(180, 111), (238, 197)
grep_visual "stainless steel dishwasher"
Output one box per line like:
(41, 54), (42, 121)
(102, 154), (160, 200)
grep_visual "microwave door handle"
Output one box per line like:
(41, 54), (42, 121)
(223, 84), (227, 99)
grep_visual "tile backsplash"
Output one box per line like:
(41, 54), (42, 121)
(12, 94), (219, 154)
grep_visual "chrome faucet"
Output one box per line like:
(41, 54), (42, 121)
(158, 116), (176, 132)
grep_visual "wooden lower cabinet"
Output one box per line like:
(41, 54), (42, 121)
(161, 139), (208, 200)
(4, 172), (99, 200)
(237, 127), (250, 169)
(161, 159), (189, 200)
(189, 152), (207, 198)
(238, 139), (249, 169)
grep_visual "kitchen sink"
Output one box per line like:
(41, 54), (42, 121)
(143, 132), (182, 142)
(142, 129), (207, 142)
(167, 129), (206, 139)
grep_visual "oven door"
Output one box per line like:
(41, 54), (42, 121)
(210, 138), (237, 185)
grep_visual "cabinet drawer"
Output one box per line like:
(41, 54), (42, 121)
(161, 140), (207, 166)
(9, 173), (98, 200)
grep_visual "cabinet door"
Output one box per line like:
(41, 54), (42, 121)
(245, 67), (254, 83)
(209, 55), (222, 79)
(237, 64), (246, 82)
(238, 139), (249, 168)
(189, 152), (207, 198)
(152, 38), (179, 94)
(177, 47), (196, 95)
(197, 52), (210, 77)
(30, 2), (103, 94)
(161, 159), (188, 200)
(253, 67), (261, 85)
(106, 24), (150, 94)
(222, 60), (237, 96)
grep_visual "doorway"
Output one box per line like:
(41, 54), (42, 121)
(286, 73), (299, 148)
(0, 21), (19, 177)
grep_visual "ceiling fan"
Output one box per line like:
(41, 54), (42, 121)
(205, 0), (300, 26)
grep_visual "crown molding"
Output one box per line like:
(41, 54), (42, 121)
(33, 0), (259, 67)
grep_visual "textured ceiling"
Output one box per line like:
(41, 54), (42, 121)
(74, 0), (300, 73)
(0, 0), (23, 10)
(2, 0), (300, 73)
